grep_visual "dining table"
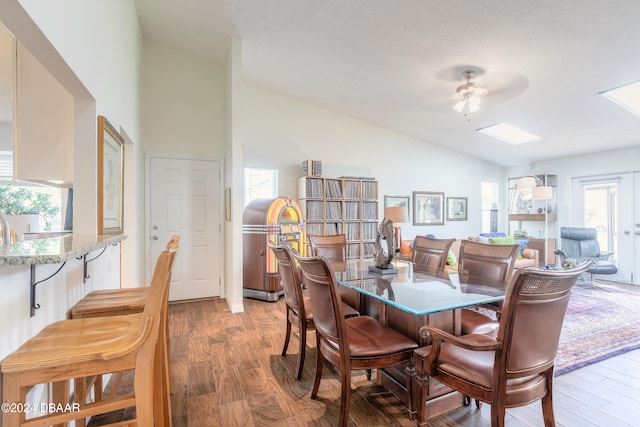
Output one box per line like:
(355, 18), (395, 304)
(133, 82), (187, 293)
(333, 259), (508, 425)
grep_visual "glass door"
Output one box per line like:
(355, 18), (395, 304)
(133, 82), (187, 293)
(571, 172), (637, 284)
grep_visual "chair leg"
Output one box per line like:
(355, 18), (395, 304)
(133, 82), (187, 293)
(541, 371), (556, 427)
(490, 395), (506, 427)
(295, 320), (307, 380)
(404, 358), (415, 419)
(311, 334), (324, 399)
(282, 308), (292, 356)
(338, 365), (352, 427)
(2, 373), (26, 426)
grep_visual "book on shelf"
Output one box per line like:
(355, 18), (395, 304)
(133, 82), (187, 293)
(345, 222), (361, 241)
(345, 202), (360, 219)
(326, 201), (343, 220)
(305, 178), (324, 198)
(325, 179), (343, 198)
(302, 160), (322, 177)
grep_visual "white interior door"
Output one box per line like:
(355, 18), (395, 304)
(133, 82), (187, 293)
(149, 156), (221, 300)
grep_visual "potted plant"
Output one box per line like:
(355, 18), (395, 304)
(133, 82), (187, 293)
(0, 185), (60, 233)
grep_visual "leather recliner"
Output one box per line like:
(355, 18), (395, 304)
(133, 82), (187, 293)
(557, 227), (617, 286)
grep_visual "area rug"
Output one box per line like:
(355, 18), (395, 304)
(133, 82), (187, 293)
(554, 281), (640, 376)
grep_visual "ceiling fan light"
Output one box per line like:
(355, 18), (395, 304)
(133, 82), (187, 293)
(453, 70), (486, 118)
(468, 95), (481, 112)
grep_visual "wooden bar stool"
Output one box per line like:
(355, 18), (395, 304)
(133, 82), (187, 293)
(69, 236), (180, 403)
(1, 247), (178, 427)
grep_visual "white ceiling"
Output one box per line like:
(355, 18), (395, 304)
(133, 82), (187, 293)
(106, 2), (640, 165)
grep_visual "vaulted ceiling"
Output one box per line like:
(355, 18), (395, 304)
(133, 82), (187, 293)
(139, 1), (639, 166)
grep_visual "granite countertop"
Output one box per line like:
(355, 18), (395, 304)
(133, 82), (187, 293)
(0, 234), (127, 266)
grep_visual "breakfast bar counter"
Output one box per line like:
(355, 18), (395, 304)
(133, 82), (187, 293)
(0, 234), (126, 266)
(0, 234), (127, 316)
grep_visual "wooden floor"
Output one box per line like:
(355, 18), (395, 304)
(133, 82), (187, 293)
(94, 295), (640, 426)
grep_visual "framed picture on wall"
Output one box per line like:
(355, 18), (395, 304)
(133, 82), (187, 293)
(384, 195), (410, 222)
(97, 115), (124, 235)
(413, 191), (444, 225)
(446, 196), (468, 221)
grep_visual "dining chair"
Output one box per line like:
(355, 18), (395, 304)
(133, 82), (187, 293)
(268, 242), (358, 380)
(293, 252), (418, 427)
(457, 240), (520, 336)
(414, 261), (593, 427)
(69, 235), (180, 403)
(307, 233), (347, 262)
(1, 246), (179, 427)
(412, 236), (455, 275)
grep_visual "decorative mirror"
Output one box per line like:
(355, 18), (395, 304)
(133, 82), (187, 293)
(97, 116), (124, 235)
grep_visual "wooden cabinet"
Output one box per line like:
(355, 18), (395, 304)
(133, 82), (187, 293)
(298, 176), (378, 259)
(14, 42), (73, 186)
(526, 237), (556, 266)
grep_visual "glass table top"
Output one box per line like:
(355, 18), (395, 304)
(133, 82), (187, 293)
(334, 259), (506, 316)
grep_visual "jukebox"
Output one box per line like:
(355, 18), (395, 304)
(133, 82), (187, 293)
(242, 197), (306, 301)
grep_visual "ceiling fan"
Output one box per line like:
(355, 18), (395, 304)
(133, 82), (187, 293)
(418, 66), (529, 115)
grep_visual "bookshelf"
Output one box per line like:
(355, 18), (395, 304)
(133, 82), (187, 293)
(298, 176), (378, 260)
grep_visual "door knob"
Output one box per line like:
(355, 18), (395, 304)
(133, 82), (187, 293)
(635, 231), (640, 236)
(152, 235), (159, 240)
(624, 230), (631, 235)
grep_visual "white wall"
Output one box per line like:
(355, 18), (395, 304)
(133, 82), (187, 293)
(14, 0), (143, 285)
(242, 82), (505, 241)
(141, 40), (226, 159)
(0, 0), (140, 362)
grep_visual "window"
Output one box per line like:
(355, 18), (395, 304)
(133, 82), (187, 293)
(481, 181), (499, 232)
(0, 182), (63, 232)
(244, 168), (278, 207)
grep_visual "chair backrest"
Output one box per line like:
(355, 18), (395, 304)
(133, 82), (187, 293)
(412, 236), (455, 271)
(267, 241), (305, 315)
(293, 253), (348, 357)
(457, 240), (519, 289)
(496, 261), (592, 378)
(560, 227), (601, 258)
(136, 239), (180, 373)
(308, 234), (347, 262)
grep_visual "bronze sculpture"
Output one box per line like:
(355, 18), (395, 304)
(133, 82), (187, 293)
(369, 217), (397, 274)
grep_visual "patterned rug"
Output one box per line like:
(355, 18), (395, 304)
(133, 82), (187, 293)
(555, 280), (640, 376)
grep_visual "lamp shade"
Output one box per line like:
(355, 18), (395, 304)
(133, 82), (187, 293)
(384, 206), (409, 224)
(532, 185), (552, 200)
(516, 176), (537, 189)
(518, 188), (533, 201)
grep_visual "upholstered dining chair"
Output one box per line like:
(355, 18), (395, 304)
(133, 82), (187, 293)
(308, 233), (347, 262)
(267, 242), (358, 380)
(414, 261), (593, 427)
(457, 240), (520, 336)
(293, 252), (418, 427)
(412, 236), (455, 275)
(1, 246), (179, 427)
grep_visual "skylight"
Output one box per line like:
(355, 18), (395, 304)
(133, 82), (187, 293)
(600, 80), (640, 117)
(477, 123), (541, 145)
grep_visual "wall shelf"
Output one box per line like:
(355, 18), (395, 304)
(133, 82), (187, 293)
(509, 214), (556, 222)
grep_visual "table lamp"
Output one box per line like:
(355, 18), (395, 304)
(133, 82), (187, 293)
(384, 206), (409, 254)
